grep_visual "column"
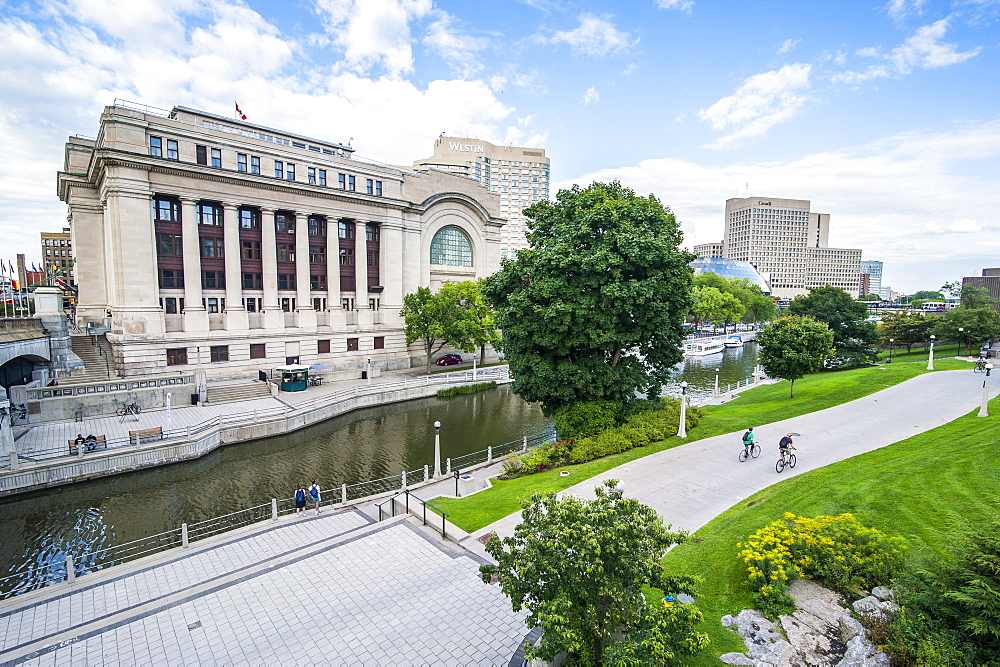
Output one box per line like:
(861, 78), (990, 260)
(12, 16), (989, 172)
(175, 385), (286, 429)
(327, 217), (344, 327)
(355, 221), (370, 326)
(260, 207), (283, 330)
(180, 196), (208, 332)
(222, 203), (248, 331)
(295, 213), (316, 328)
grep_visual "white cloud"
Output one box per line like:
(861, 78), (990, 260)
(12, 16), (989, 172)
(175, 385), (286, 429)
(557, 119), (1000, 292)
(697, 63), (812, 149)
(314, 0), (433, 76)
(777, 38), (801, 54)
(547, 13), (637, 57)
(423, 10), (485, 77)
(886, 0), (928, 21)
(833, 17), (980, 83)
(582, 87), (600, 105)
(621, 62), (638, 76)
(654, 0), (694, 12)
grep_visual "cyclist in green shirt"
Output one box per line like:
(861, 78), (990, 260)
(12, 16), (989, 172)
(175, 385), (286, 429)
(742, 427), (754, 457)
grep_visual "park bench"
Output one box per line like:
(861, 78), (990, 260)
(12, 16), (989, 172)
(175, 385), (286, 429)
(129, 426), (164, 445)
(69, 435), (107, 456)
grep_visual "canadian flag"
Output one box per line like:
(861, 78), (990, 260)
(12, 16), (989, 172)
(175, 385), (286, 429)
(235, 102), (247, 120)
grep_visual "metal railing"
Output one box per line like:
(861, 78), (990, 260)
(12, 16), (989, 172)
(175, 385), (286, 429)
(376, 490), (450, 538)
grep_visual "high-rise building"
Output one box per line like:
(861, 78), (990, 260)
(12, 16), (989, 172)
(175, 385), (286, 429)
(414, 137), (550, 259)
(57, 103), (504, 377)
(693, 242), (724, 258)
(40, 227), (75, 285)
(860, 260), (883, 297)
(719, 196), (861, 299)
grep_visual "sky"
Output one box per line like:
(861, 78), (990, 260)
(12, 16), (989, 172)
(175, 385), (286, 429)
(1, 0), (998, 295)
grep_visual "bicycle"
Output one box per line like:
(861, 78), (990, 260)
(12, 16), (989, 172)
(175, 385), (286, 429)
(116, 401), (141, 417)
(974, 360), (987, 372)
(738, 442), (761, 462)
(8, 404), (28, 426)
(776, 450), (797, 473)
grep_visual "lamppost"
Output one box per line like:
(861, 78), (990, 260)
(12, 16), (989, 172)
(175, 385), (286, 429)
(433, 421), (442, 478)
(472, 355), (477, 381)
(677, 382), (688, 438)
(958, 327), (964, 357)
(979, 364), (993, 417)
(888, 339), (894, 364)
(367, 358), (371, 385)
(714, 368), (720, 397)
(927, 335), (936, 371)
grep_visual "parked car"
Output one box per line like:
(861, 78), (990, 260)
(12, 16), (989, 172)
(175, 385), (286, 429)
(435, 353), (463, 366)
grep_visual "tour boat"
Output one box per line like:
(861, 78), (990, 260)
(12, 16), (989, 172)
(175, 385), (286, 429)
(683, 339), (726, 356)
(724, 334), (744, 348)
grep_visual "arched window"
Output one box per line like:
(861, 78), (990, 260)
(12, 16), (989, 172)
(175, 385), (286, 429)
(430, 226), (473, 267)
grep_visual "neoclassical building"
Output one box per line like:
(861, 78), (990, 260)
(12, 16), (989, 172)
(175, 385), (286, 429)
(58, 103), (504, 377)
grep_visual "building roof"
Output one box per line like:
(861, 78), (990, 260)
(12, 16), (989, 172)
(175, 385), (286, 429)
(690, 257), (771, 294)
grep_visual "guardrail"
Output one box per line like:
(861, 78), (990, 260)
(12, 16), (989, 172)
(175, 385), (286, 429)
(376, 491), (450, 538)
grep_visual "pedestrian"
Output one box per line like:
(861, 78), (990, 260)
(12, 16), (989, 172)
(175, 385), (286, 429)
(309, 480), (321, 515)
(294, 484), (307, 514)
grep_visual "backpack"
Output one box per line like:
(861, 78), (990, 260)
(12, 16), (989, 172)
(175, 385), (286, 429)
(742, 431), (752, 445)
(309, 485), (320, 500)
(295, 488), (305, 503)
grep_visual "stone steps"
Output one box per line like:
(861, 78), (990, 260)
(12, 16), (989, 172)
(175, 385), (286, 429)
(65, 335), (117, 383)
(205, 381), (272, 404)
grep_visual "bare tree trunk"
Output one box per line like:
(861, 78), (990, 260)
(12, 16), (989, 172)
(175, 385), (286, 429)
(789, 378), (795, 398)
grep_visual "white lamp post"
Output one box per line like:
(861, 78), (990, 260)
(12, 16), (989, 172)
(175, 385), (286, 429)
(473, 355), (477, 381)
(978, 363), (993, 417)
(714, 368), (720, 397)
(888, 339), (894, 364)
(433, 420), (442, 478)
(927, 335), (936, 371)
(367, 358), (371, 385)
(958, 327), (964, 357)
(677, 382), (688, 438)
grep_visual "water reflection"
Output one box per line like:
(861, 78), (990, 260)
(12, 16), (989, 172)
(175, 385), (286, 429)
(664, 341), (760, 404)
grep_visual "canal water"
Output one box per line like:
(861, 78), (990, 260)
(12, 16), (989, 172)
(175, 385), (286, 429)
(0, 343), (758, 586)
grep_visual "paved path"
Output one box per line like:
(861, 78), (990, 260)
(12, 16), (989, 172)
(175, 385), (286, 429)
(460, 368), (996, 554)
(0, 509), (526, 665)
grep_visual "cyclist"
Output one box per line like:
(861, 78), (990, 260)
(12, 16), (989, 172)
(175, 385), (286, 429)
(741, 427), (755, 458)
(976, 354), (987, 372)
(778, 433), (796, 463)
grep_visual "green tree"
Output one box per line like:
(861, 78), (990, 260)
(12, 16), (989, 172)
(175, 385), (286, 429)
(757, 315), (834, 397)
(436, 279), (500, 364)
(788, 285), (877, 367)
(482, 181), (693, 415)
(859, 293), (882, 301)
(960, 284), (998, 309)
(877, 310), (934, 353)
(401, 286), (452, 373)
(932, 306), (1000, 354)
(481, 481), (707, 665)
(910, 289), (946, 302)
(691, 274), (773, 328)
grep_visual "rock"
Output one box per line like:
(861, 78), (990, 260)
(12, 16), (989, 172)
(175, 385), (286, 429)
(852, 595), (899, 621)
(836, 635), (891, 667)
(838, 615), (866, 643)
(720, 614), (735, 628)
(719, 653), (755, 665)
(871, 586), (894, 602)
(787, 579), (848, 626)
(721, 609), (795, 666)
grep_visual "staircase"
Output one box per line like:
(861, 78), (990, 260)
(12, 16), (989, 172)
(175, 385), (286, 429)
(205, 381), (272, 404)
(65, 335), (118, 384)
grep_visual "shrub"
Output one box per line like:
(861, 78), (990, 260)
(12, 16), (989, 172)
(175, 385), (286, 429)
(436, 381), (497, 397)
(554, 400), (619, 440)
(501, 453), (523, 477)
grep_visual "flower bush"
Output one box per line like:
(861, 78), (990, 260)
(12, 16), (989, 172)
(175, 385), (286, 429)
(501, 440), (574, 478)
(739, 512), (907, 616)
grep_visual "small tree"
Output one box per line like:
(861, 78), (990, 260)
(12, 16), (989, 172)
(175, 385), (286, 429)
(757, 315), (834, 397)
(401, 287), (451, 373)
(481, 481), (707, 665)
(932, 306), (1000, 354)
(878, 310), (934, 352)
(788, 285), (877, 367)
(437, 279), (500, 365)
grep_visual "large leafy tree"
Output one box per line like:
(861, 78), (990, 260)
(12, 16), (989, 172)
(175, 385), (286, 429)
(932, 306), (1000, 354)
(401, 286), (452, 373)
(788, 285), (877, 367)
(482, 181), (694, 415)
(691, 273), (774, 328)
(481, 481), (707, 665)
(757, 315), (834, 397)
(877, 310), (934, 352)
(436, 279), (500, 364)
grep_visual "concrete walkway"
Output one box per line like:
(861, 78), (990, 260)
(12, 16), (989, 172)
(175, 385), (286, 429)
(458, 368), (996, 557)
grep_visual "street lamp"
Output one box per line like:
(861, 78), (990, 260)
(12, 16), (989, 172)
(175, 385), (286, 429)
(433, 421), (442, 478)
(927, 335), (936, 371)
(677, 382), (688, 438)
(714, 368), (720, 397)
(367, 358), (372, 385)
(888, 339), (894, 364)
(979, 363), (993, 417)
(958, 327), (964, 357)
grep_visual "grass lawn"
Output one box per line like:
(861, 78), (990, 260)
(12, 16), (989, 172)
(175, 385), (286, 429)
(432, 358), (969, 532)
(664, 395), (1000, 662)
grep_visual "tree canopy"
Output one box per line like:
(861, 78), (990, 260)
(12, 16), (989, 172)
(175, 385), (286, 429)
(788, 285), (877, 367)
(877, 310), (934, 352)
(482, 181), (694, 415)
(757, 315), (834, 397)
(481, 481), (707, 665)
(932, 306), (1000, 354)
(401, 281), (499, 372)
(690, 273), (775, 329)
(436, 279), (500, 364)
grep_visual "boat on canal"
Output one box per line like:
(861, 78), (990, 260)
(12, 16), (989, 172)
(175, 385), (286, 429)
(683, 338), (726, 356)
(724, 334), (744, 348)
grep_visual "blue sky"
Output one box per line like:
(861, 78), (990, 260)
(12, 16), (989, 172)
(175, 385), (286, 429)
(1, 0), (998, 294)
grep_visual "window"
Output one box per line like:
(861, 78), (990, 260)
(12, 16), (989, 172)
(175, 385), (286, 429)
(310, 275), (327, 290)
(166, 348), (187, 366)
(280, 297), (292, 312)
(308, 216), (326, 237)
(274, 160), (284, 179)
(341, 297), (354, 310)
(276, 244), (295, 262)
(157, 233), (182, 256)
(241, 240), (262, 260)
(367, 250), (379, 267)
(368, 298), (380, 310)
(167, 139), (178, 160)
(163, 297), (178, 314)
(250, 343), (266, 359)
(339, 248), (354, 266)
(201, 237), (224, 258)
(318, 169), (327, 186)
(239, 208), (260, 229)
(374, 336), (385, 350)
(153, 197), (180, 222)
(242, 273), (262, 289)
(278, 273), (296, 290)
(196, 145), (208, 165)
(318, 339), (331, 354)
(308, 167), (316, 184)
(338, 221), (354, 239)
(210, 345), (229, 362)
(202, 297), (224, 313)
(286, 163), (295, 180)
(159, 269), (184, 288)
(347, 337), (359, 351)
(149, 136), (162, 157)
(210, 148), (222, 168)
(430, 226), (473, 266)
(375, 180), (382, 196)
(366, 223), (379, 242)
(275, 213), (294, 234)
(237, 153), (247, 172)
(250, 156), (260, 174)
(202, 271), (225, 289)
(348, 175), (356, 191)
(309, 245), (326, 264)
(244, 298), (262, 312)
(338, 173), (346, 189)
(366, 178), (374, 195)
(312, 297), (326, 310)
(197, 203), (223, 225)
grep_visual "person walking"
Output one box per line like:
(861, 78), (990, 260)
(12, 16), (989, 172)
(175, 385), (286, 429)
(294, 484), (307, 514)
(309, 480), (321, 515)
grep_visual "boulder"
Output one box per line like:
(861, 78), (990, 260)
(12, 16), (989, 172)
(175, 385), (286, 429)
(836, 635), (891, 667)
(871, 586), (894, 602)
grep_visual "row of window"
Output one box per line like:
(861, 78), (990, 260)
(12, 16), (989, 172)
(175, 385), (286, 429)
(149, 137), (383, 195)
(160, 295), (380, 313)
(165, 337), (386, 366)
(156, 235), (379, 268)
(42, 238), (71, 247)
